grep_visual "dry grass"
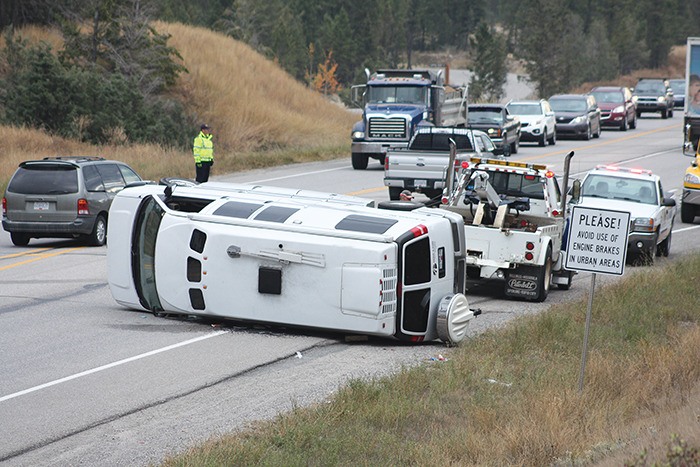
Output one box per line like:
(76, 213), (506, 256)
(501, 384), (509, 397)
(0, 22), (356, 193)
(161, 255), (700, 466)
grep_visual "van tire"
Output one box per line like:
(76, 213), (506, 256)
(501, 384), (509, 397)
(10, 232), (30, 246)
(88, 215), (107, 246)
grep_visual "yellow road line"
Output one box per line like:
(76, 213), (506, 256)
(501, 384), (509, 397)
(0, 247), (86, 272)
(346, 186), (387, 196)
(0, 247), (54, 260)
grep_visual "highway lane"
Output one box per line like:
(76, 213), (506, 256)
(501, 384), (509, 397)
(1, 115), (699, 466)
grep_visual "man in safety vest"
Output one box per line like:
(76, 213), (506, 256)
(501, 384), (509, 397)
(193, 123), (214, 183)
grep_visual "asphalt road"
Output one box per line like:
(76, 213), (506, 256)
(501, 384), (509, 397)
(1, 114), (699, 466)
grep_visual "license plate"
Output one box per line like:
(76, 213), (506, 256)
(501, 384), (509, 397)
(33, 201), (49, 211)
(414, 179), (427, 188)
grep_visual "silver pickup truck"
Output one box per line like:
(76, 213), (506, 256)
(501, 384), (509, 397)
(384, 127), (496, 200)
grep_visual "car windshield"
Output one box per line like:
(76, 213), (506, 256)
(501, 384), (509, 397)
(550, 99), (587, 112)
(8, 165), (79, 195)
(670, 80), (685, 93)
(468, 110), (502, 123)
(635, 82), (665, 93)
(506, 104), (542, 115)
(591, 91), (623, 103)
(581, 174), (657, 205)
(367, 85), (428, 105)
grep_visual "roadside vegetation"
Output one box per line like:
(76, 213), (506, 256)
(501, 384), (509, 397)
(161, 254), (700, 466)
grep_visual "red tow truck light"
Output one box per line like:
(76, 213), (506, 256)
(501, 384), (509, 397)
(461, 161), (469, 169)
(525, 242), (535, 250)
(525, 252), (534, 261)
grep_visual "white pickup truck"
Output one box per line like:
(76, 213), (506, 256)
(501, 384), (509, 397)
(440, 151), (576, 302)
(572, 165), (676, 263)
(383, 127), (496, 201)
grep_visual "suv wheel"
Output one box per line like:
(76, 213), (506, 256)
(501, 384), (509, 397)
(630, 114), (637, 129)
(547, 129), (556, 145)
(620, 116), (628, 131)
(87, 215), (107, 246)
(538, 131), (546, 147)
(10, 232), (30, 246)
(661, 108), (668, 119)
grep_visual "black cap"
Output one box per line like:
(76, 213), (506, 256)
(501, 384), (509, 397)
(201, 123), (211, 130)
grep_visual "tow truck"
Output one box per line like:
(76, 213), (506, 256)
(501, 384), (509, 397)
(440, 150), (576, 302)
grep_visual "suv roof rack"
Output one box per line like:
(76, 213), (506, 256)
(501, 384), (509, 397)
(42, 156), (105, 162)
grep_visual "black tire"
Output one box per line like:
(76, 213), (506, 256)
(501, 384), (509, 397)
(502, 137), (511, 157)
(636, 110), (642, 118)
(583, 123), (592, 141)
(511, 136), (519, 154)
(535, 246), (553, 302)
(538, 131), (546, 147)
(669, 108), (674, 118)
(88, 215), (107, 246)
(657, 230), (671, 257)
(620, 116), (628, 131)
(593, 120), (601, 138)
(351, 153), (368, 170)
(377, 200), (424, 211)
(661, 108), (668, 119)
(681, 202), (696, 223)
(379, 155), (386, 166)
(630, 114), (637, 129)
(388, 187), (403, 201)
(547, 129), (556, 145)
(10, 232), (30, 246)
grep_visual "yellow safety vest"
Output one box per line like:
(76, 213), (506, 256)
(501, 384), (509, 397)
(193, 132), (214, 163)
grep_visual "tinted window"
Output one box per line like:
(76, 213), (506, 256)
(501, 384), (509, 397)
(132, 196), (164, 311)
(404, 237), (431, 285)
(409, 133), (473, 151)
(475, 170), (545, 199)
(96, 164), (126, 193)
(118, 164), (141, 184)
(550, 98), (587, 113)
(213, 201), (264, 218)
(82, 165), (105, 192)
(506, 104), (542, 115)
(8, 165), (79, 194)
(254, 206), (299, 223)
(335, 214), (398, 234)
(591, 91), (623, 103)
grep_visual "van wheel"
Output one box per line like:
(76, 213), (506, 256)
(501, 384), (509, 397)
(351, 153), (368, 170)
(10, 232), (30, 246)
(88, 215), (107, 246)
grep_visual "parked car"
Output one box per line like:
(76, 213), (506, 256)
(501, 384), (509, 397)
(669, 78), (685, 108)
(681, 144), (700, 223)
(505, 99), (556, 146)
(2, 157), (142, 246)
(571, 165), (676, 263)
(466, 103), (521, 156)
(632, 78), (674, 119)
(549, 94), (601, 140)
(589, 86), (637, 131)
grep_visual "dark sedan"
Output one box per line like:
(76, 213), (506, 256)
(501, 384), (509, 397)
(549, 94), (601, 140)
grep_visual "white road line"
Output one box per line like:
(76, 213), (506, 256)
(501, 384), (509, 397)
(570, 148), (679, 177)
(0, 331), (227, 403)
(249, 165), (347, 183)
(673, 224), (700, 234)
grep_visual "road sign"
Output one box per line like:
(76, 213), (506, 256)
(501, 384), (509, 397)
(565, 206), (631, 276)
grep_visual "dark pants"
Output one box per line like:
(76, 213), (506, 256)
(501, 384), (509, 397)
(195, 161), (212, 183)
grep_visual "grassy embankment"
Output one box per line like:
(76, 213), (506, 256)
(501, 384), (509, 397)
(161, 254), (700, 466)
(0, 23), (357, 193)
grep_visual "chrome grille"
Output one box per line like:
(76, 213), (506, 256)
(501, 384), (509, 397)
(368, 117), (407, 139)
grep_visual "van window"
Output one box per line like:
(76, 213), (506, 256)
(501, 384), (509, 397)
(119, 165), (141, 184)
(82, 165), (105, 192)
(213, 201), (264, 218)
(335, 214), (398, 234)
(96, 164), (126, 192)
(404, 237), (431, 285)
(8, 165), (79, 194)
(254, 206), (299, 223)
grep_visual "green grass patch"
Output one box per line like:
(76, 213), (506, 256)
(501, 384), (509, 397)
(161, 254), (700, 466)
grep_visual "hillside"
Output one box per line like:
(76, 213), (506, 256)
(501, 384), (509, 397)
(0, 23), (357, 190)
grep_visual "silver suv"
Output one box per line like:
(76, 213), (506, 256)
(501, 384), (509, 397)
(2, 157), (141, 246)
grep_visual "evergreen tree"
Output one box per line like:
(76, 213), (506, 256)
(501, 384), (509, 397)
(468, 22), (507, 102)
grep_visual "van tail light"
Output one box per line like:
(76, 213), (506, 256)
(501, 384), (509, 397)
(2, 197), (6, 216)
(77, 198), (90, 215)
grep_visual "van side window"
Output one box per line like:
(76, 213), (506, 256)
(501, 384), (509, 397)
(119, 165), (141, 184)
(96, 164), (126, 192)
(82, 165), (105, 192)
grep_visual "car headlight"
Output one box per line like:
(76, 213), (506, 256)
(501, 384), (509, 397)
(613, 105), (624, 113)
(487, 128), (501, 137)
(657, 96), (665, 103)
(571, 116), (587, 124)
(685, 172), (700, 184)
(632, 217), (655, 232)
(352, 131), (365, 139)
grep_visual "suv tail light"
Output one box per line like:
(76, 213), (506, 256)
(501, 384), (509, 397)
(77, 198), (89, 215)
(2, 197), (6, 216)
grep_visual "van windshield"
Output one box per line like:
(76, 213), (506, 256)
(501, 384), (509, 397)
(132, 196), (164, 311)
(8, 165), (78, 194)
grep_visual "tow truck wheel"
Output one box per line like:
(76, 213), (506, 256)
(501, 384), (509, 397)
(535, 246), (552, 302)
(351, 153), (368, 170)
(681, 202), (696, 223)
(436, 293), (473, 347)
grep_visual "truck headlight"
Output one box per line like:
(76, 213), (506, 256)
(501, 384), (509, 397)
(571, 116), (586, 124)
(685, 172), (700, 184)
(352, 131), (365, 139)
(657, 96), (665, 103)
(487, 128), (501, 137)
(632, 217), (655, 232)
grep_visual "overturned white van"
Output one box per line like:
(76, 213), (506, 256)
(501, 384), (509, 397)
(107, 182), (478, 345)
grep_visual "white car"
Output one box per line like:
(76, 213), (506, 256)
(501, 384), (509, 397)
(572, 165), (676, 263)
(506, 99), (557, 147)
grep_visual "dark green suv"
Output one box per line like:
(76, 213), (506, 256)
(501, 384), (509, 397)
(2, 157), (141, 246)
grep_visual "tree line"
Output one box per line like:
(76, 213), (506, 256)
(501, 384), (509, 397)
(1, 0), (699, 145)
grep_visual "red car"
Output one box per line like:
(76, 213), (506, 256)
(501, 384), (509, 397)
(590, 86), (637, 131)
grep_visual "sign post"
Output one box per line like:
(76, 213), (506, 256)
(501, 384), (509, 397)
(564, 206), (630, 392)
